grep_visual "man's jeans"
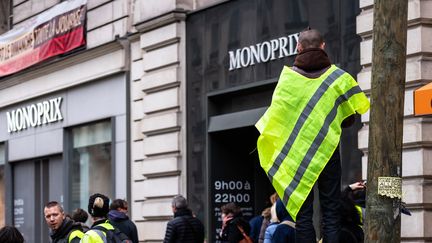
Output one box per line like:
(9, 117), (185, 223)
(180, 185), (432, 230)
(295, 150), (341, 243)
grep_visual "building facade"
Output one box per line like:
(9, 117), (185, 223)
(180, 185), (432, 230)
(0, 0), (431, 242)
(0, 0), (130, 242)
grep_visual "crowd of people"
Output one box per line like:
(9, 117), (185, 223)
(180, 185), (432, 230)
(0, 28), (370, 243)
(0, 193), (139, 243)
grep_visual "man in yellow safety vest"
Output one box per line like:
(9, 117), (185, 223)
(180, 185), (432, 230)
(256, 28), (370, 243)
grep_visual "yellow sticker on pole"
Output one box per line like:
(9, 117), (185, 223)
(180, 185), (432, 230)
(378, 177), (402, 199)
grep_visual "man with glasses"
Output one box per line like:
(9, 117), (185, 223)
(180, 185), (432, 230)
(108, 199), (139, 243)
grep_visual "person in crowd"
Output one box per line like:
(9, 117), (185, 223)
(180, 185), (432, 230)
(163, 195), (205, 243)
(219, 202), (251, 243)
(258, 193), (279, 243)
(44, 201), (84, 243)
(109, 199), (139, 243)
(71, 208), (90, 232)
(81, 193), (130, 242)
(249, 207), (271, 243)
(339, 182), (366, 243)
(272, 199), (295, 243)
(263, 201), (280, 243)
(0, 225), (24, 243)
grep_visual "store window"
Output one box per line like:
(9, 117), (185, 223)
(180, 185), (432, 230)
(70, 121), (113, 211)
(0, 143), (4, 227)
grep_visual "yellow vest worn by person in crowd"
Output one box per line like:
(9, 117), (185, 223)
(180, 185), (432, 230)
(256, 65), (370, 221)
(80, 220), (115, 243)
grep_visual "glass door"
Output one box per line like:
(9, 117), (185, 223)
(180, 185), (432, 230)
(13, 156), (63, 243)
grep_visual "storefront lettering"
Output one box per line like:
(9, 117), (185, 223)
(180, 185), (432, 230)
(7, 97), (63, 133)
(229, 32), (300, 71)
(213, 180), (253, 215)
(14, 199), (24, 228)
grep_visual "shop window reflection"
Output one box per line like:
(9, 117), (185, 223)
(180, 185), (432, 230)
(70, 121), (112, 212)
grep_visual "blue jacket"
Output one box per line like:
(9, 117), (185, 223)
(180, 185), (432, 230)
(272, 199), (295, 243)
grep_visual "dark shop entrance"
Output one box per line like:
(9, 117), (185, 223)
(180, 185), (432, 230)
(209, 126), (275, 241)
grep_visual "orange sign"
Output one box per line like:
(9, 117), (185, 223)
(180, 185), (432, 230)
(414, 82), (432, 116)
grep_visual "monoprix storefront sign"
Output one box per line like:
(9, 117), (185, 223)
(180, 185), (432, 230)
(6, 97), (63, 133)
(228, 32), (300, 71)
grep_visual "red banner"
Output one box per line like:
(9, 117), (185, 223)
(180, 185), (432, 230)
(0, 0), (87, 77)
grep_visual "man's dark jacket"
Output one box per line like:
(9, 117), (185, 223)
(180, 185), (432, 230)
(163, 208), (205, 243)
(108, 210), (139, 243)
(49, 218), (83, 243)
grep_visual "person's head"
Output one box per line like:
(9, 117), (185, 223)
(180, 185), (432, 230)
(0, 226), (24, 243)
(221, 202), (242, 219)
(44, 201), (65, 231)
(269, 192), (279, 205)
(296, 28), (325, 53)
(88, 193), (110, 219)
(110, 199), (128, 213)
(71, 208), (89, 223)
(171, 195), (188, 212)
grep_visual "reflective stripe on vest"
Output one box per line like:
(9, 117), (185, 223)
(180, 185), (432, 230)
(256, 65), (370, 221)
(68, 229), (84, 242)
(82, 221), (114, 243)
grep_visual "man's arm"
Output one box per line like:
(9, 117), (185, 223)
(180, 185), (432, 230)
(130, 222), (139, 243)
(163, 221), (176, 243)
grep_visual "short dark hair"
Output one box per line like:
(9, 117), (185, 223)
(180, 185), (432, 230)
(88, 193), (110, 218)
(0, 226), (24, 243)
(172, 195), (188, 209)
(221, 202), (242, 217)
(44, 201), (64, 213)
(71, 208), (89, 223)
(298, 28), (324, 49)
(110, 199), (128, 211)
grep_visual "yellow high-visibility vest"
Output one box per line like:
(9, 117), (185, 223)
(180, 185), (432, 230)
(256, 65), (370, 221)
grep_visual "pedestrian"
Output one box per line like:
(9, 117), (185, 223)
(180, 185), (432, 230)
(218, 202), (251, 243)
(71, 208), (90, 232)
(272, 199), (295, 243)
(0, 225), (24, 243)
(258, 192), (279, 243)
(263, 201), (279, 243)
(249, 207), (271, 243)
(256, 28), (370, 243)
(339, 182), (366, 243)
(163, 195), (205, 243)
(81, 193), (130, 242)
(108, 199), (139, 243)
(44, 201), (84, 243)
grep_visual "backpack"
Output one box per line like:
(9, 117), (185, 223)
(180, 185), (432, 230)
(92, 225), (132, 243)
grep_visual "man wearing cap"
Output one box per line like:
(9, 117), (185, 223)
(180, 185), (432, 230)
(163, 195), (205, 243)
(44, 201), (84, 243)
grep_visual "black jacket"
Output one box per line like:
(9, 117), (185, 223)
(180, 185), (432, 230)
(49, 218), (83, 243)
(163, 208), (205, 243)
(219, 216), (251, 243)
(108, 210), (139, 243)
